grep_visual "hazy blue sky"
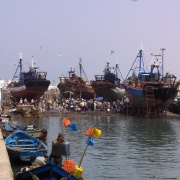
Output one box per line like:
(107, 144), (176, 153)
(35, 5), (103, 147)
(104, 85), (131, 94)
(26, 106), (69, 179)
(1, 0), (180, 83)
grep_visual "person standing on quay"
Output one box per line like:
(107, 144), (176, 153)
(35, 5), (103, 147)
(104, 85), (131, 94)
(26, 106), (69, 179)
(49, 133), (64, 166)
(122, 95), (129, 115)
(19, 98), (23, 105)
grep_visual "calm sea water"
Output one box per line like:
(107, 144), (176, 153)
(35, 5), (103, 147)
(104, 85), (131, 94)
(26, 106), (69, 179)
(10, 113), (180, 180)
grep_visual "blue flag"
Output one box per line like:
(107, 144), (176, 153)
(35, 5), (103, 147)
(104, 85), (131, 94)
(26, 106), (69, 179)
(68, 123), (77, 131)
(86, 136), (94, 146)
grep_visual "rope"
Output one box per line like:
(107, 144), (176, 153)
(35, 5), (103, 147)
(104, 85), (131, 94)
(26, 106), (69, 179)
(28, 170), (40, 180)
(60, 177), (68, 180)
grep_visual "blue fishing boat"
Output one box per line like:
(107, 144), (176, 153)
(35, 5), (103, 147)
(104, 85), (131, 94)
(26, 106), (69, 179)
(123, 47), (180, 116)
(5, 130), (47, 164)
(1, 123), (47, 140)
(8, 54), (50, 102)
(14, 162), (81, 180)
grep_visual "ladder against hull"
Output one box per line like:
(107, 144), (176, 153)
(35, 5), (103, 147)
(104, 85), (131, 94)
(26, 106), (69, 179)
(145, 86), (157, 118)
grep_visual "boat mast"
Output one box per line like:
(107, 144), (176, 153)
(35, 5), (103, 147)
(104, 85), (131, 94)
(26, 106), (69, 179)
(11, 53), (23, 81)
(138, 46), (143, 73)
(115, 64), (118, 78)
(79, 58), (89, 82)
(19, 53), (23, 73)
(125, 44), (144, 80)
(31, 56), (34, 68)
(79, 58), (82, 99)
(79, 58), (82, 79)
(160, 48), (165, 78)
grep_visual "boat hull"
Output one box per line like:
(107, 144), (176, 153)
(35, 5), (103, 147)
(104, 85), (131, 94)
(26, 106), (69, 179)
(1, 128), (47, 140)
(58, 81), (95, 100)
(15, 163), (80, 180)
(91, 81), (125, 101)
(168, 101), (180, 114)
(8, 79), (50, 101)
(5, 130), (47, 164)
(124, 83), (178, 109)
(7, 147), (47, 164)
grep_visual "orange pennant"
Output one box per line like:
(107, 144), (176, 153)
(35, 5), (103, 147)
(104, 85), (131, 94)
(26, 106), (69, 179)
(62, 117), (71, 127)
(85, 128), (94, 136)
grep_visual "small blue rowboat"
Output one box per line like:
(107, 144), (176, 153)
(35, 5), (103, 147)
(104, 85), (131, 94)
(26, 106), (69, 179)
(5, 130), (47, 164)
(14, 162), (81, 180)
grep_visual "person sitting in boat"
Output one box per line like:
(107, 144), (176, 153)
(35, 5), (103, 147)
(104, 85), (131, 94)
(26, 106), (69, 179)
(49, 133), (64, 166)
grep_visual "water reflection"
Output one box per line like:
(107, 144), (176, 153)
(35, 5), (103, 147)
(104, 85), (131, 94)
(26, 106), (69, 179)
(10, 114), (180, 179)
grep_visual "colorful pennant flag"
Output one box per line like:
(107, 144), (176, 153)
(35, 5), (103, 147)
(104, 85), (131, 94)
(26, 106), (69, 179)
(86, 136), (94, 146)
(92, 127), (102, 138)
(85, 127), (102, 138)
(62, 117), (71, 127)
(85, 128), (94, 136)
(68, 123), (77, 131)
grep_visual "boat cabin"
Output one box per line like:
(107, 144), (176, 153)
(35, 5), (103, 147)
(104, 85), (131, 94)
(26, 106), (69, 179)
(138, 72), (159, 82)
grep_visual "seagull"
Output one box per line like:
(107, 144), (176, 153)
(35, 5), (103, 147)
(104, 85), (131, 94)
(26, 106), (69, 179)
(10, 63), (16, 66)
(110, 51), (115, 55)
(54, 53), (64, 57)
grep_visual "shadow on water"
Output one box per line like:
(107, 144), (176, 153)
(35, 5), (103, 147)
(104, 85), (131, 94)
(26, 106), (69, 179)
(10, 113), (180, 180)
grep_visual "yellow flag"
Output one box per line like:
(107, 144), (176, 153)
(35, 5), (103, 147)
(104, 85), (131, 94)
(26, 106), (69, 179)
(92, 127), (102, 138)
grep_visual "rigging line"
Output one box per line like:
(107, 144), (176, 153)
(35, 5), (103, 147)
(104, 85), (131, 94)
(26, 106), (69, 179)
(117, 65), (124, 81)
(125, 54), (139, 80)
(73, 64), (89, 82)
(81, 66), (89, 83)
(143, 51), (151, 71)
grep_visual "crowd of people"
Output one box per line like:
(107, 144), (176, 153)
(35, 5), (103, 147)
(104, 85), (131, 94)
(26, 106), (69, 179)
(60, 96), (130, 115)
(8, 95), (130, 116)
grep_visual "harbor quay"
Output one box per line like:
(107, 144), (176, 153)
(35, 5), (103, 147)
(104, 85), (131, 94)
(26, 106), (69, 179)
(0, 129), (14, 180)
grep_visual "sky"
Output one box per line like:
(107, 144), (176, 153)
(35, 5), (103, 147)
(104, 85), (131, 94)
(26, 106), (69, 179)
(1, 0), (180, 84)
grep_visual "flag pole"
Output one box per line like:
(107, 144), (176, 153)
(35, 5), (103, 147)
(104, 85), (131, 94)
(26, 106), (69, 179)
(58, 106), (63, 135)
(78, 120), (97, 167)
(78, 143), (89, 167)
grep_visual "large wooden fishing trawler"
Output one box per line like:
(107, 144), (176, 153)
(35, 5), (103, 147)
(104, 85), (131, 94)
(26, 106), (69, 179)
(8, 54), (50, 102)
(91, 62), (125, 101)
(122, 47), (180, 117)
(57, 59), (95, 100)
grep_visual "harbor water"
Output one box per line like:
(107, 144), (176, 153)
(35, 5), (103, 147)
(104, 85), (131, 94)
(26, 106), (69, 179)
(10, 113), (180, 180)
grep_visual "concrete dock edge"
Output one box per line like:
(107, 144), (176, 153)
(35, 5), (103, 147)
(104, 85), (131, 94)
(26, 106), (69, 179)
(0, 129), (14, 180)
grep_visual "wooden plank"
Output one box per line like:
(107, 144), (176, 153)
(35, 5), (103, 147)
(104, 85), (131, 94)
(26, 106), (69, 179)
(17, 139), (34, 142)
(8, 143), (38, 147)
